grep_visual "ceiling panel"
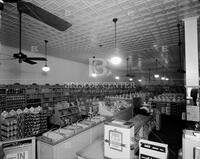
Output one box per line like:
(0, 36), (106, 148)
(0, 0), (200, 81)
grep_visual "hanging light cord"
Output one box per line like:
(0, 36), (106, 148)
(156, 59), (158, 73)
(113, 18), (118, 49)
(19, 11), (22, 54)
(45, 40), (48, 66)
(115, 20), (116, 48)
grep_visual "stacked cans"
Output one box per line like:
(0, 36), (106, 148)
(39, 110), (48, 134)
(31, 109), (40, 136)
(16, 109), (24, 139)
(0, 107), (48, 141)
(1, 111), (18, 141)
(24, 108), (33, 137)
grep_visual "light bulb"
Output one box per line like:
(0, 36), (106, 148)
(165, 78), (169, 81)
(138, 79), (142, 82)
(161, 77), (166, 80)
(154, 74), (159, 78)
(42, 65), (50, 72)
(129, 78), (133, 81)
(91, 73), (97, 77)
(110, 56), (122, 65)
(115, 76), (120, 80)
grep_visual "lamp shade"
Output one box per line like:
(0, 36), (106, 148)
(110, 56), (122, 65)
(154, 74), (160, 78)
(91, 73), (97, 77)
(42, 65), (50, 72)
(115, 76), (120, 80)
(161, 77), (166, 80)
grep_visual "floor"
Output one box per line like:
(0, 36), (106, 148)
(148, 115), (185, 159)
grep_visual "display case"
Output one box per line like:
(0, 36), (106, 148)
(50, 102), (80, 126)
(37, 116), (106, 159)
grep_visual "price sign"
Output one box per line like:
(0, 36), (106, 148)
(6, 151), (28, 159)
(109, 130), (122, 151)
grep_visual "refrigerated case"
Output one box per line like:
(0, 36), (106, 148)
(104, 120), (135, 159)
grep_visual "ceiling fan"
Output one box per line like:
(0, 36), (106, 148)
(1, 0), (72, 64)
(1, 0), (72, 31)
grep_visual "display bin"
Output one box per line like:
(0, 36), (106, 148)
(1, 137), (36, 159)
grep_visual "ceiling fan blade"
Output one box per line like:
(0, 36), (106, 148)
(26, 57), (47, 61)
(3, 0), (18, 3)
(23, 58), (37, 64)
(18, 1), (72, 31)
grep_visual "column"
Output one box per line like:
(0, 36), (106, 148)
(183, 16), (199, 99)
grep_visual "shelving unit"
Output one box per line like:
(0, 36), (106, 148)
(50, 104), (80, 126)
(0, 83), (136, 113)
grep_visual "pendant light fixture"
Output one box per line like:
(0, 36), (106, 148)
(115, 76), (120, 80)
(110, 18), (122, 65)
(154, 59), (159, 78)
(42, 40), (50, 72)
(129, 78), (133, 81)
(91, 56), (97, 77)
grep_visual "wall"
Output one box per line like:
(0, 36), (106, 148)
(0, 44), (112, 84)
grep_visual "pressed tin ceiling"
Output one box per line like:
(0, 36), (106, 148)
(0, 0), (200, 80)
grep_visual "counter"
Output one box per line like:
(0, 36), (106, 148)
(37, 121), (104, 159)
(37, 106), (134, 159)
(76, 114), (155, 159)
(76, 139), (139, 159)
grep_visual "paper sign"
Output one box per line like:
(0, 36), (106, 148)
(139, 139), (168, 159)
(109, 130), (122, 151)
(6, 151), (28, 159)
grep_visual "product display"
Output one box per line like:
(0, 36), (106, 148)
(41, 115), (105, 144)
(149, 93), (186, 118)
(98, 98), (132, 116)
(0, 106), (47, 141)
(50, 101), (80, 126)
(0, 83), (136, 113)
(78, 98), (99, 116)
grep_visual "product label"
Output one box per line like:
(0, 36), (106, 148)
(6, 151), (28, 159)
(141, 154), (160, 159)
